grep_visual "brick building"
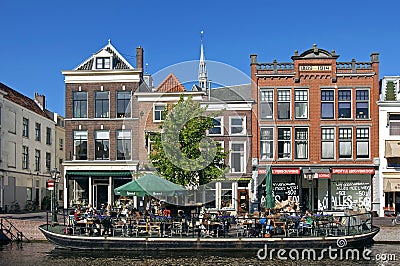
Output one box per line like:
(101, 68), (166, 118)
(62, 41), (147, 209)
(250, 45), (380, 213)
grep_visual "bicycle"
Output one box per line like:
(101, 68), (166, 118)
(9, 201), (20, 213)
(392, 212), (400, 225)
(25, 200), (37, 212)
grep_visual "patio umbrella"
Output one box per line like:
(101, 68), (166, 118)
(265, 165), (275, 209)
(114, 173), (186, 197)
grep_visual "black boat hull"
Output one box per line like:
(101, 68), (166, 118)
(39, 225), (379, 251)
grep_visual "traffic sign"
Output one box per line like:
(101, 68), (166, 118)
(47, 179), (55, 190)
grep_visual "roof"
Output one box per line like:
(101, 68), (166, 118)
(208, 84), (252, 102)
(154, 73), (186, 93)
(74, 41), (134, 70)
(0, 82), (53, 120)
(291, 44), (340, 60)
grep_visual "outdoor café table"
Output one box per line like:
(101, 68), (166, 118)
(76, 219), (94, 235)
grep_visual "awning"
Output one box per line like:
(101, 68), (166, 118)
(66, 171), (133, 178)
(383, 178), (400, 192)
(385, 140), (400, 158)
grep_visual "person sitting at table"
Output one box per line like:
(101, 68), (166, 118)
(74, 208), (82, 221)
(85, 204), (94, 217)
(119, 205), (128, 217)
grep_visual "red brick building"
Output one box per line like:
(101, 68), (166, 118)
(250, 45), (380, 213)
(62, 41), (146, 209)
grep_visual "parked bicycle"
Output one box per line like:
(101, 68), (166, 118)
(392, 212), (400, 225)
(25, 200), (37, 212)
(9, 201), (20, 213)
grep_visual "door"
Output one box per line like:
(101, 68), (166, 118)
(238, 189), (248, 214)
(93, 184), (108, 210)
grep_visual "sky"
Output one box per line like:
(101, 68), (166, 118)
(1, 0), (399, 116)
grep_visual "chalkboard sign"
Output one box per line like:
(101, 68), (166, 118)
(272, 182), (299, 202)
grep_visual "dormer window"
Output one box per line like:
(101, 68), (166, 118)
(96, 57), (111, 69)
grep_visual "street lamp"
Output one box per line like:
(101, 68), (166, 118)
(50, 168), (60, 224)
(303, 168), (314, 212)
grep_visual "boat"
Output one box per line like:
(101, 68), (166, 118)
(39, 212), (380, 251)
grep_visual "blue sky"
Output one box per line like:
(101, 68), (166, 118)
(1, 0), (399, 116)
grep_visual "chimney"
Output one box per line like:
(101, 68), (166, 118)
(34, 92), (45, 110)
(136, 46), (144, 73)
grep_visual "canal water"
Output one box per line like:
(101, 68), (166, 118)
(0, 242), (399, 266)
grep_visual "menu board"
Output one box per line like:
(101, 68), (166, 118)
(272, 182), (299, 202)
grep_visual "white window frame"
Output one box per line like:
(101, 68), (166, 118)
(260, 127), (274, 160)
(94, 91), (110, 118)
(229, 141), (246, 173)
(260, 89), (274, 119)
(73, 91), (88, 118)
(73, 131), (88, 160)
(294, 127), (308, 160)
(321, 128), (335, 160)
(356, 127), (369, 159)
(338, 128), (353, 159)
(277, 89), (291, 119)
(294, 90), (308, 119)
(229, 116), (246, 135)
(116, 91), (132, 118)
(208, 117), (223, 136)
(95, 130), (110, 160)
(96, 57), (111, 69)
(116, 130), (132, 160)
(277, 127), (291, 159)
(153, 103), (167, 122)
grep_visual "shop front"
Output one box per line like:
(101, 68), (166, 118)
(383, 176), (400, 216)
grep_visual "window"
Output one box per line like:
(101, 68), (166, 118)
(116, 91), (131, 118)
(59, 158), (63, 172)
(95, 91), (109, 118)
(73, 92), (88, 118)
(9, 110), (16, 134)
(389, 114), (400, 135)
(277, 90), (290, 119)
(230, 117), (245, 135)
(95, 131), (110, 160)
(339, 128), (352, 158)
(295, 128), (308, 159)
(153, 105), (166, 122)
(46, 152), (51, 171)
(22, 146), (29, 169)
(22, 117), (29, 137)
(8, 141), (16, 167)
(321, 90), (334, 119)
(278, 128), (291, 159)
(294, 90), (308, 119)
(356, 90), (369, 119)
(35, 150), (40, 171)
(260, 128), (273, 160)
(221, 182), (233, 209)
(73, 131), (88, 160)
(96, 57), (111, 69)
(46, 127), (51, 145)
(209, 117), (223, 135)
(230, 142), (245, 173)
(117, 130), (132, 160)
(338, 90), (351, 118)
(59, 138), (63, 150)
(35, 123), (41, 141)
(356, 128), (369, 158)
(260, 90), (273, 119)
(321, 128), (335, 159)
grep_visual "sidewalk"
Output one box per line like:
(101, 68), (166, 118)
(0, 212), (64, 241)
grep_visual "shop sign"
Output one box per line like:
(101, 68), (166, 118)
(272, 168), (300, 175)
(258, 169), (267, 174)
(317, 173), (331, 179)
(299, 65), (331, 71)
(332, 168), (375, 175)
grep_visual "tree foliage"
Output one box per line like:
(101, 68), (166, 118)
(385, 81), (396, 101)
(148, 95), (228, 187)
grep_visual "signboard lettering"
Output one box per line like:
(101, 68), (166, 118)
(272, 169), (300, 175)
(332, 168), (375, 175)
(299, 65), (331, 71)
(272, 182), (299, 202)
(317, 173), (331, 179)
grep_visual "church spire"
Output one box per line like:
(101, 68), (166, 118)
(198, 30), (208, 90)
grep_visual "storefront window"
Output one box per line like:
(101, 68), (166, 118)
(221, 182), (233, 209)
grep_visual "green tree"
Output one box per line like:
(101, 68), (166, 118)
(149, 95), (228, 187)
(385, 81), (396, 101)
